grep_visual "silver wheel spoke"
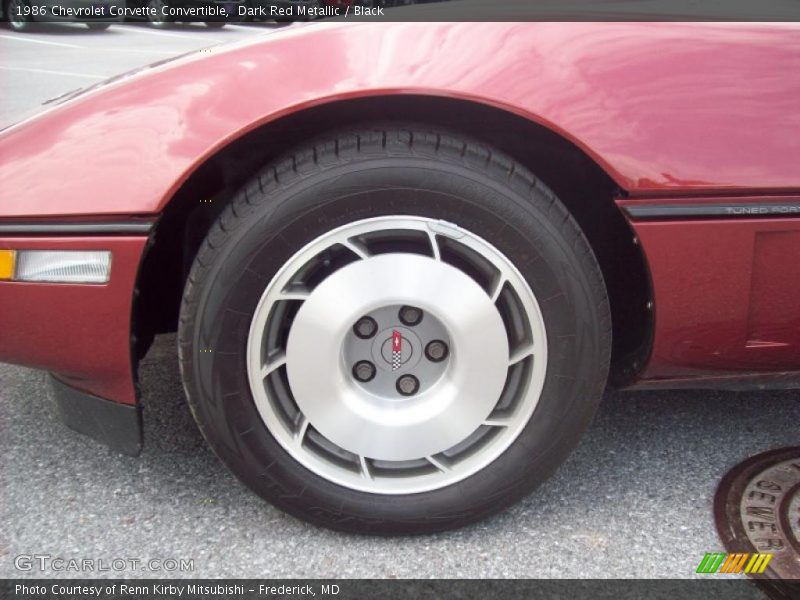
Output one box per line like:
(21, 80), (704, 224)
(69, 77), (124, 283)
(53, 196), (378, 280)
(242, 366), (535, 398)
(343, 238), (370, 260)
(294, 415), (309, 444)
(359, 456), (373, 480)
(490, 275), (506, 303)
(427, 231), (442, 261)
(278, 288), (310, 301)
(426, 456), (450, 473)
(509, 343), (535, 366)
(261, 353), (286, 378)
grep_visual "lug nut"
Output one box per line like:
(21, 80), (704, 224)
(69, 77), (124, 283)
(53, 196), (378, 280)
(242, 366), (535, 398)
(396, 374), (420, 397)
(353, 316), (378, 339)
(399, 305), (423, 326)
(425, 340), (449, 363)
(353, 360), (376, 383)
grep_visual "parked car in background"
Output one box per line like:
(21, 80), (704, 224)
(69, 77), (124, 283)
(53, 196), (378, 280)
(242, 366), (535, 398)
(1, 21), (798, 535)
(124, 0), (235, 28)
(2, 0), (123, 31)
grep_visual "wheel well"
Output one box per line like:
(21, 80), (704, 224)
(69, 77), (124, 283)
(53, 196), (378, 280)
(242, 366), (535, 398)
(133, 95), (652, 387)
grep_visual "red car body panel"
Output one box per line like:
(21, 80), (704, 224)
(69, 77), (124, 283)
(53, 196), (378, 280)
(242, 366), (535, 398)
(1, 22), (799, 220)
(0, 236), (145, 405)
(0, 22), (799, 409)
(620, 209), (800, 378)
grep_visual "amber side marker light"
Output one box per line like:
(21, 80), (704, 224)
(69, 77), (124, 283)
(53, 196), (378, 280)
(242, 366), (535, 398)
(0, 250), (110, 283)
(0, 250), (16, 280)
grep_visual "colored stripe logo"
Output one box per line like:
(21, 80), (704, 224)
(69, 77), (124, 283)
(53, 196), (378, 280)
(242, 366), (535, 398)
(696, 552), (773, 574)
(391, 330), (402, 371)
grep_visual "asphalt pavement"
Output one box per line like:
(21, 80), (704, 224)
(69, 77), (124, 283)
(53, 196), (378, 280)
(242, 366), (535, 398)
(1, 22), (799, 581)
(2, 335), (798, 580)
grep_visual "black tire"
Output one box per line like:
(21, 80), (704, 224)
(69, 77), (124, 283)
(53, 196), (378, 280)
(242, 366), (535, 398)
(240, 0), (253, 22)
(6, 0), (30, 32)
(147, 0), (172, 27)
(86, 22), (111, 30)
(204, 20), (225, 28)
(179, 126), (611, 534)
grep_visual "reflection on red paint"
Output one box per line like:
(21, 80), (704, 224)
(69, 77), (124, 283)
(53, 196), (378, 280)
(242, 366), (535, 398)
(1, 23), (799, 219)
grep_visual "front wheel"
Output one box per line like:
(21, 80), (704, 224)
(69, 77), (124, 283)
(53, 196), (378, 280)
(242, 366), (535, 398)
(204, 20), (225, 28)
(179, 127), (611, 534)
(86, 22), (111, 30)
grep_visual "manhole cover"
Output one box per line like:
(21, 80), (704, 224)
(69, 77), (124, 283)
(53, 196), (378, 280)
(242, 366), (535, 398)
(715, 447), (800, 599)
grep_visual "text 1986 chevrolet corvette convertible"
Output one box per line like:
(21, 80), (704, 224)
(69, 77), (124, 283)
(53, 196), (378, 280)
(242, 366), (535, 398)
(0, 21), (798, 534)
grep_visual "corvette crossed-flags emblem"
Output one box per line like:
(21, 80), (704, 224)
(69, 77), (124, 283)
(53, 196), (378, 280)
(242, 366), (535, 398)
(392, 330), (402, 371)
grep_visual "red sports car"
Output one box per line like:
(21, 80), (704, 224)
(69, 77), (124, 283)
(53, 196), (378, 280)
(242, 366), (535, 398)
(1, 22), (798, 534)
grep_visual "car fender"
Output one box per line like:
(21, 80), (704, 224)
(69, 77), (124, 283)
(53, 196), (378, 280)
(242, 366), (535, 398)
(1, 22), (799, 219)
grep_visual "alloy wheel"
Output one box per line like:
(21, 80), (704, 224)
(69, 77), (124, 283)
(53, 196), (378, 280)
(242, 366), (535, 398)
(246, 216), (548, 494)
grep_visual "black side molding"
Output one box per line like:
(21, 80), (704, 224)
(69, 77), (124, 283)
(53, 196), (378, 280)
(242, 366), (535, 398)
(622, 201), (800, 220)
(51, 376), (142, 456)
(0, 221), (154, 235)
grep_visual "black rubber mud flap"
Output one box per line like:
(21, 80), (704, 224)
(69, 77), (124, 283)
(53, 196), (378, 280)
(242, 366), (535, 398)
(51, 375), (143, 456)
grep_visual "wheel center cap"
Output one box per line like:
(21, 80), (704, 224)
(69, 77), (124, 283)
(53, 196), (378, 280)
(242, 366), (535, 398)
(380, 331), (413, 368)
(285, 254), (509, 461)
